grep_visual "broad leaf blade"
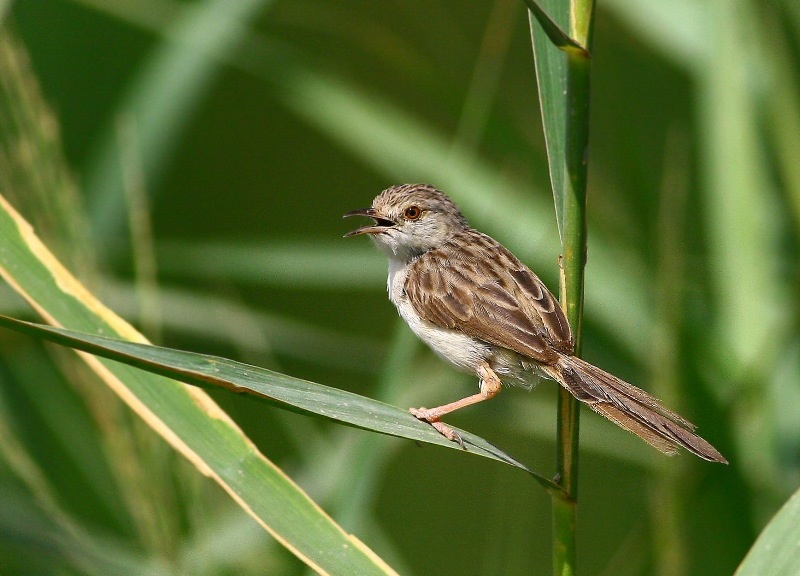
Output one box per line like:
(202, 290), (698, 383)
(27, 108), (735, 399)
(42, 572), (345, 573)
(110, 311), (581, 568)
(529, 0), (571, 241)
(0, 314), (544, 482)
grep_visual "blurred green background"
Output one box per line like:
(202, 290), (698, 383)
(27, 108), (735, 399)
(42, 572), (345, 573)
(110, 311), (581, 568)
(1, 0), (798, 574)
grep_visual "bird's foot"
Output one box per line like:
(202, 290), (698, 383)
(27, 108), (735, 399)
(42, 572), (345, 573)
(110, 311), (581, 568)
(410, 407), (465, 449)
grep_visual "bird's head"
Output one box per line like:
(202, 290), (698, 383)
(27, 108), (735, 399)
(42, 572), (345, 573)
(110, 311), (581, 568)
(344, 184), (469, 260)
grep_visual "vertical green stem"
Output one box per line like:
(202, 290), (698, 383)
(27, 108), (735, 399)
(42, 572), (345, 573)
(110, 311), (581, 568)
(552, 2), (593, 574)
(528, 0), (593, 572)
(552, 50), (590, 576)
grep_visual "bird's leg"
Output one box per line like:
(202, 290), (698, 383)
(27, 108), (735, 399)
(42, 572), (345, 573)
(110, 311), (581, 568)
(410, 362), (502, 448)
(410, 363), (502, 420)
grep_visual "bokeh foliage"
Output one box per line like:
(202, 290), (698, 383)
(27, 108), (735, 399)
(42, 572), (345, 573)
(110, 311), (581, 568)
(1, 1), (798, 575)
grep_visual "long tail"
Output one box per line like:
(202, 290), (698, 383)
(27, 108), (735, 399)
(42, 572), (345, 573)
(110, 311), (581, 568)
(543, 355), (727, 463)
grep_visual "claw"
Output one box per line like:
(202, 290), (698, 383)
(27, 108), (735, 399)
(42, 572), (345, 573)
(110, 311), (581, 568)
(410, 407), (466, 450)
(431, 421), (466, 449)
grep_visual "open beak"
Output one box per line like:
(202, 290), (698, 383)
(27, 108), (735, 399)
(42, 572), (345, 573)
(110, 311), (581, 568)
(343, 207), (396, 237)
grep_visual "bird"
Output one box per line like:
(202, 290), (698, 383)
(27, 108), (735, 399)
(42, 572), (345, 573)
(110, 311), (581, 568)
(344, 183), (727, 463)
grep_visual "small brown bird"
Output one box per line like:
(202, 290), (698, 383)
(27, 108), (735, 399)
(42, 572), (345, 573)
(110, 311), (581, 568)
(345, 183), (727, 463)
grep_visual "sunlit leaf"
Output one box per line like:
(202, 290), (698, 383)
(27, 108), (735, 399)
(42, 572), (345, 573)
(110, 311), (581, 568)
(0, 314), (550, 487)
(735, 487), (800, 576)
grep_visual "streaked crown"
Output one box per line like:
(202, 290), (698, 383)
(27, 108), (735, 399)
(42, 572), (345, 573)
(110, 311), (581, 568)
(372, 184), (469, 229)
(369, 184), (470, 259)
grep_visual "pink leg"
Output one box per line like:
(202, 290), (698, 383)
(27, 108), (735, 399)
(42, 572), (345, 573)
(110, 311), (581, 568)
(410, 362), (502, 448)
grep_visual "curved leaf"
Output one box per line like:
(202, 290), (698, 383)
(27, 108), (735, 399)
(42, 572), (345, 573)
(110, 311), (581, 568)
(735, 487), (800, 576)
(0, 314), (549, 486)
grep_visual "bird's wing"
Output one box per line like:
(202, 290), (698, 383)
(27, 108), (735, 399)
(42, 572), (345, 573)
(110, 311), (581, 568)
(405, 231), (573, 364)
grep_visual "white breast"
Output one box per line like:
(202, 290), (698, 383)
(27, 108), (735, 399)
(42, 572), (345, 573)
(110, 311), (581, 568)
(386, 257), (492, 373)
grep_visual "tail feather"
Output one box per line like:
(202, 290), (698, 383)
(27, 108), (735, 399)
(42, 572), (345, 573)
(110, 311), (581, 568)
(546, 356), (727, 463)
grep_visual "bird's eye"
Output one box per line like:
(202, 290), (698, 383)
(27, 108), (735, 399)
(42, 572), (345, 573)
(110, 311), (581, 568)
(404, 206), (422, 220)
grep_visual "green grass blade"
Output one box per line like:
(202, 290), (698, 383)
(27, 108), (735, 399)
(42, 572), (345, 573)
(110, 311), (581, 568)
(529, 0), (570, 242)
(735, 487), (800, 576)
(0, 314), (549, 484)
(0, 193), (398, 576)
